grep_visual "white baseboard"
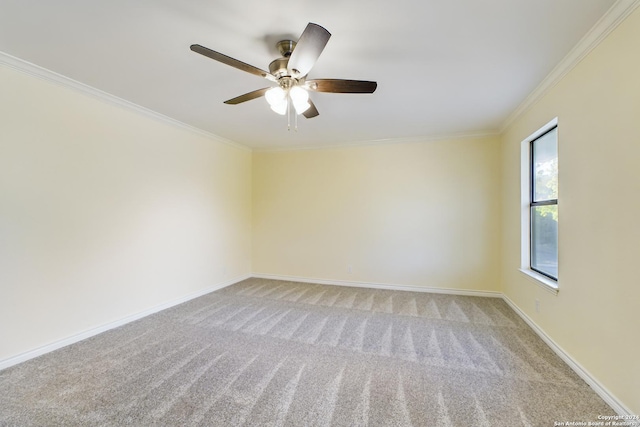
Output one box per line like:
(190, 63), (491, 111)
(1, 273), (632, 416)
(251, 273), (502, 298)
(0, 274), (250, 372)
(501, 295), (633, 416)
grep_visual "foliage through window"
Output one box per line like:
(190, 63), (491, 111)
(530, 127), (558, 280)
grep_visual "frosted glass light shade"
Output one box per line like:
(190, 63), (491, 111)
(265, 87), (285, 105)
(270, 101), (287, 115)
(289, 86), (310, 114)
(265, 87), (287, 115)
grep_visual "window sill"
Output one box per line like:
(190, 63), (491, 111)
(519, 268), (559, 295)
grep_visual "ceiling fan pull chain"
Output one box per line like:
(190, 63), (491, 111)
(287, 96), (291, 131)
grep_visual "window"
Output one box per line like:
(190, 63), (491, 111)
(530, 127), (558, 280)
(520, 118), (558, 290)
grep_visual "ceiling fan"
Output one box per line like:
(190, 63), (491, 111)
(190, 23), (377, 120)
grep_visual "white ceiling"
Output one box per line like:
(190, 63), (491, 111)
(0, 0), (616, 149)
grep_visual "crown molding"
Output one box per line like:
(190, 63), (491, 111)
(4, 0), (637, 151)
(253, 130), (500, 153)
(500, 0), (640, 133)
(0, 51), (495, 152)
(0, 51), (251, 152)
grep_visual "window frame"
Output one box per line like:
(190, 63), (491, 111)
(519, 117), (559, 293)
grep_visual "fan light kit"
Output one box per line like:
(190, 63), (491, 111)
(190, 23), (377, 130)
(265, 83), (310, 115)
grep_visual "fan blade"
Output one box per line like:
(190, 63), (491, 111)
(224, 88), (270, 105)
(303, 99), (319, 118)
(190, 44), (276, 81)
(288, 23), (331, 77)
(307, 79), (377, 93)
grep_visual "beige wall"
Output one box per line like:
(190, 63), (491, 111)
(0, 65), (252, 361)
(253, 136), (501, 292)
(500, 7), (640, 414)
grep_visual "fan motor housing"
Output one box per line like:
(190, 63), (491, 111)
(268, 57), (290, 78)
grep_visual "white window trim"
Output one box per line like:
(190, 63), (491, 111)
(520, 117), (559, 294)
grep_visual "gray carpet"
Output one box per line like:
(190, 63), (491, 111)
(0, 278), (614, 426)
